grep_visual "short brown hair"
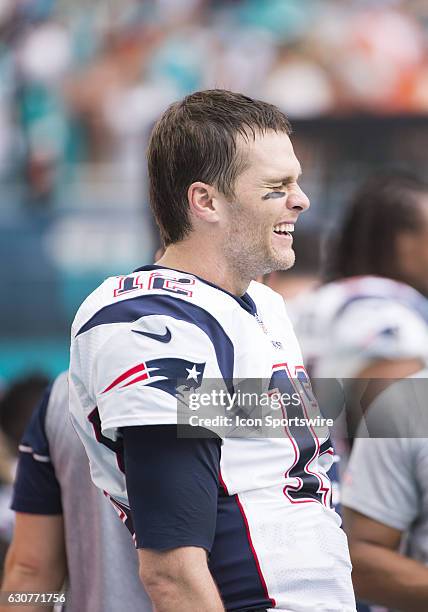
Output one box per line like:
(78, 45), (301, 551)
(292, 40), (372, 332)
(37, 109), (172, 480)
(147, 89), (292, 246)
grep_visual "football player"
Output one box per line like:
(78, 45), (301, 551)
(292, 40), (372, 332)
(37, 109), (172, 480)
(290, 173), (428, 445)
(0, 373), (151, 612)
(69, 89), (356, 611)
(292, 172), (428, 383)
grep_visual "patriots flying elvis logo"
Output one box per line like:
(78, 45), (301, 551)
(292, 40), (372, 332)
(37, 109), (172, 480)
(101, 357), (206, 397)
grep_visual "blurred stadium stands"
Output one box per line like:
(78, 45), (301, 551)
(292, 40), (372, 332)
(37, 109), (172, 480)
(2, 0), (428, 382)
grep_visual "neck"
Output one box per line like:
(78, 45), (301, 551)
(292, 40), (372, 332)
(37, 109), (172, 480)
(156, 240), (251, 296)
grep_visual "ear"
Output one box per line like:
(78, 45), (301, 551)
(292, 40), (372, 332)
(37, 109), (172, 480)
(395, 231), (418, 279)
(187, 182), (220, 223)
(396, 232), (415, 259)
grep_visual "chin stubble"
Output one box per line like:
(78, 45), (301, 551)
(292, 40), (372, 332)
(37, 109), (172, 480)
(223, 216), (295, 279)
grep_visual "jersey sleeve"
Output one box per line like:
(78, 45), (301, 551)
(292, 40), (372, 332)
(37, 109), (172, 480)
(330, 299), (428, 378)
(92, 312), (233, 441)
(11, 386), (63, 515)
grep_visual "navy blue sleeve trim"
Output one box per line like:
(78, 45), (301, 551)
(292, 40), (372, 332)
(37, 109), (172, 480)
(319, 438), (333, 455)
(11, 386), (63, 515)
(75, 294), (234, 388)
(122, 425), (221, 552)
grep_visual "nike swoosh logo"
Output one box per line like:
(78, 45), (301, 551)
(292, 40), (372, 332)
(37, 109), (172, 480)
(132, 327), (172, 343)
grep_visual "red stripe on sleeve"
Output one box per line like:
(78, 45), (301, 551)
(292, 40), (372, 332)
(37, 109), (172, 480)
(102, 363), (147, 393)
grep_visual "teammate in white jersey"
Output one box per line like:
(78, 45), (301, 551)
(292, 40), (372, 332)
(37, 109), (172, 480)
(69, 89), (355, 611)
(290, 174), (428, 451)
(292, 173), (428, 384)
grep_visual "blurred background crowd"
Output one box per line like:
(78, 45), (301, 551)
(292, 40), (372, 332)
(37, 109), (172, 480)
(3, 0), (428, 589)
(3, 0), (428, 379)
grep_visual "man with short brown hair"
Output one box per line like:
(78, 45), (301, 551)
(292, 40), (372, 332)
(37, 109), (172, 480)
(69, 89), (355, 611)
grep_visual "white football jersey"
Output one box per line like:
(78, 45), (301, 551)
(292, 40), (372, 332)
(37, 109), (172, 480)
(290, 275), (428, 379)
(69, 265), (355, 611)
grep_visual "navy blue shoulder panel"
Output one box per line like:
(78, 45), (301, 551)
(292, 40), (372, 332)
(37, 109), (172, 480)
(76, 294), (234, 382)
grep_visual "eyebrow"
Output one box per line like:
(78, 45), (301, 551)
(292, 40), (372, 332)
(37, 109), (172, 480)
(262, 170), (302, 185)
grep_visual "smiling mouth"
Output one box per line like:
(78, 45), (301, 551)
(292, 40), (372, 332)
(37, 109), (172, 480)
(273, 223), (294, 237)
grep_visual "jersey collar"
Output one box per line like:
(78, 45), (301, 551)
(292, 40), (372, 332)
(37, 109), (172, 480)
(133, 264), (258, 316)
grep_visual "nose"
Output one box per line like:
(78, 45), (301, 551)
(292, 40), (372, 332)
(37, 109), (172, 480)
(286, 185), (310, 213)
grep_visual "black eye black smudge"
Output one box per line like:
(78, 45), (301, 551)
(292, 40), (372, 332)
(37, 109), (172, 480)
(262, 191), (286, 201)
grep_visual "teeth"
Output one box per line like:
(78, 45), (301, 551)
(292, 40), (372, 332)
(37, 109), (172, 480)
(273, 223), (294, 233)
